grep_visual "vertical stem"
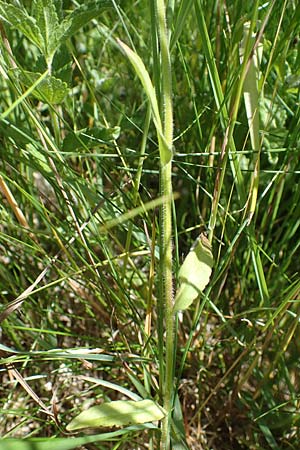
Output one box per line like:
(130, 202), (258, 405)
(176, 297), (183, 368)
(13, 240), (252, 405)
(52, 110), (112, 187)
(160, 160), (173, 450)
(155, 1), (174, 449)
(157, 0), (173, 145)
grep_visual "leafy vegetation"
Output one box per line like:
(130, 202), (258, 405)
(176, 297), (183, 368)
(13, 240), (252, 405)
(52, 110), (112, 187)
(0, 0), (299, 449)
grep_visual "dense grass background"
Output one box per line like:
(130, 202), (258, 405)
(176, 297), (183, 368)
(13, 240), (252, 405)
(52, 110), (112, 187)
(0, 0), (300, 449)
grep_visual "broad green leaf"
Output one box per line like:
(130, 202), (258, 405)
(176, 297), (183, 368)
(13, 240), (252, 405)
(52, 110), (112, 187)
(31, 0), (60, 61)
(0, 2), (44, 52)
(56, 0), (112, 44)
(173, 234), (213, 313)
(0, 0), (110, 66)
(12, 70), (68, 104)
(34, 46), (73, 84)
(66, 399), (165, 431)
(62, 126), (120, 152)
(117, 39), (172, 165)
(51, 45), (73, 84)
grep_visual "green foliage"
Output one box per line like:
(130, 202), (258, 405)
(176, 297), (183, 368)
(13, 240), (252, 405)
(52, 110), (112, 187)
(11, 69), (68, 103)
(0, 0), (111, 104)
(0, 427), (153, 450)
(0, 0), (299, 449)
(118, 39), (172, 165)
(174, 234), (213, 312)
(0, 0), (111, 66)
(0, 2), (45, 52)
(62, 126), (120, 152)
(66, 399), (165, 431)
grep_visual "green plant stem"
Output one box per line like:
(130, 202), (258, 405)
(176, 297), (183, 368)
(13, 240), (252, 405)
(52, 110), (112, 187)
(160, 160), (173, 449)
(155, 1), (174, 449)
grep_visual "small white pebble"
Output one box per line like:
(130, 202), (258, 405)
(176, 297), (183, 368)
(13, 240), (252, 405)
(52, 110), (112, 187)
(44, 381), (53, 392)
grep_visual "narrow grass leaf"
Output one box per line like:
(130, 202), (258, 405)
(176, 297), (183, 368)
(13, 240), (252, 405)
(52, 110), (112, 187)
(117, 39), (172, 164)
(0, 71), (48, 120)
(170, 0), (193, 51)
(258, 423), (281, 450)
(81, 376), (142, 401)
(62, 126), (120, 151)
(0, 427), (155, 450)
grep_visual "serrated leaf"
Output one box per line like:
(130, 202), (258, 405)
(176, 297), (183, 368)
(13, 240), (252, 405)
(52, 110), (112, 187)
(34, 46), (73, 84)
(66, 399), (165, 431)
(56, 0), (112, 44)
(174, 234), (213, 313)
(62, 126), (120, 152)
(0, 1), (44, 51)
(0, 1), (110, 67)
(52, 45), (73, 83)
(31, 0), (60, 60)
(13, 69), (68, 104)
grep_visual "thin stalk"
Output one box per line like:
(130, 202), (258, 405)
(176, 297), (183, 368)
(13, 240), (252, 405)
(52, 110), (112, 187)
(155, 1), (174, 449)
(150, 1), (161, 101)
(160, 161), (173, 450)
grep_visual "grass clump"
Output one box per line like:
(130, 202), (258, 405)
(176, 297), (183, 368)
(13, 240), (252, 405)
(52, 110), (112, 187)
(0, 0), (299, 449)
